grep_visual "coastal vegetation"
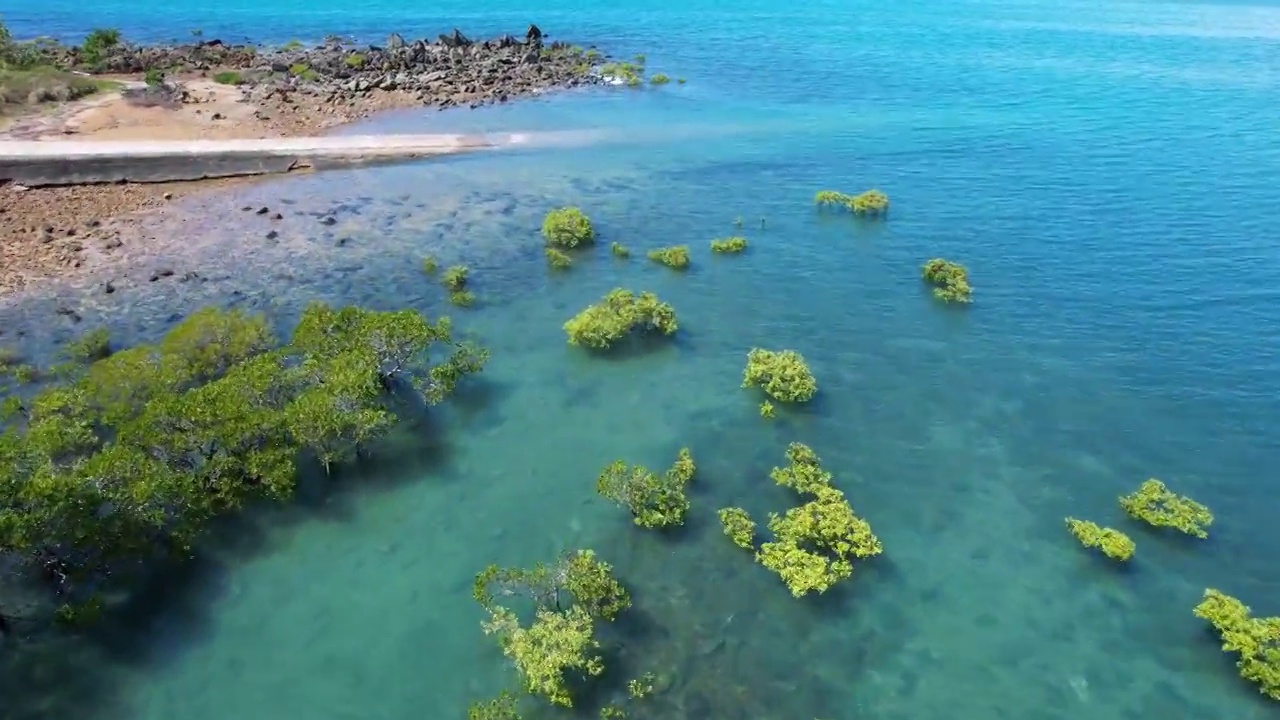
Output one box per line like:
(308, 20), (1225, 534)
(647, 245), (690, 270)
(710, 236), (748, 254)
(814, 189), (890, 216)
(0, 21), (120, 110)
(564, 289), (678, 349)
(742, 348), (817, 403)
(442, 264), (476, 306)
(542, 207), (595, 248)
(472, 550), (631, 708)
(596, 448), (696, 528)
(718, 507), (757, 549)
(545, 247), (573, 269)
(1119, 478), (1213, 538)
(1193, 589), (1280, 700)
(0, 303), (488, 618)
(2, 13), (1258, 711)
(748, 443), (883, 597)
(1065, 518), (1135, 562)
(921, 258), (973, 304)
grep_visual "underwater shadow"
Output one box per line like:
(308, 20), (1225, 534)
(0, 629), (130, 720)
(582, 333), (683, 364)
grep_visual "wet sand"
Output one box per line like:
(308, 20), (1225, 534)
(0, 76), (428, 295)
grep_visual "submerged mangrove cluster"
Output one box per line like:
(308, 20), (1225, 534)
(1, 172), (1270, 718)
(1064, 477), (1214, 564)
(0, 304), (488, 619)
(721, 443), (882, 597)
(815, 189), (975, 304)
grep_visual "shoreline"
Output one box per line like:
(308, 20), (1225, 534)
(0, 25), (644, 296)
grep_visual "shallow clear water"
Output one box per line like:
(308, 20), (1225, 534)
(3, 1), (1280, 719)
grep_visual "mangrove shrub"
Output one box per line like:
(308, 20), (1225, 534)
(596, 448), (696, 528)
(542, 207), (595, 248)
(441, 264), (475, 307)
(814, 189), (890, 216)
(647, 245), (690, 270)
(474, 550), (630, 707)
(718, 507), (756, 550)
(0, 303), (488, 605)
(921, 259), (972, 304)
(1064, 517), (1135, 562)
(545, 247), (573, 270)
(564, 289), (678, 349)
(1193, 589), (1279, 701)
(483, 605), (604, 707)
(1119, 478), (1213, 538)
(742, 348), (817, 403)
(467, 691), (521, 720)
(710, 236), (748, 254)
(754, 443), (883, 597)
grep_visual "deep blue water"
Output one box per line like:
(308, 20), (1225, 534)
(3, 1), (1280, 719)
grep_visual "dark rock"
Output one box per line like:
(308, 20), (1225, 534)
(439, 29), (472, 48)
(272, 212), (283, 220)
(265, 230), (279, 240)
(55, 305), (81, 323)
(103, 281), (115, 294)
(320, 216), (336, 225)
(256, 206), (270, 215)
(30, 25), (614, 118)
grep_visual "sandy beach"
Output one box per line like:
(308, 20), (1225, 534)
(0, 27), (616, 296)
(0, 75), (438, 295)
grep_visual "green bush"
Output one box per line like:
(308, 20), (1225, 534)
(212, 70), (244, 85)
(649, 73), (671, 85)
(542, 207), (595, 248)
(1193, 589), (1280, 701)
(742, 348), (817, 403)
(473, 550), (631, 707)
(921, 258), (972, 304)
(610, 242), (630, 258)
(718, 507), (756, 549)
(0, 304), (489, 607)
(1119, 478), (1213, 538)
(754, 443), (883, 597)
(710, 236), (747, 254)
(344, 53), (365, 68)
(647, 245), (689, 270)
(596, 448), (696, 528)
(1065, 518), (1135, 562)
(545, 247), (572, 270)
(564, 289), (677, 349)
(814, 189), (890, 216)
(80, 28), (122, 66)
(442, 264), (469, 292)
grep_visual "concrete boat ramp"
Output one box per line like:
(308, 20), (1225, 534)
(0, 133), (512, 187)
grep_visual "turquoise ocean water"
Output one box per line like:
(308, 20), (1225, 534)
(3, 1), (1280, 718)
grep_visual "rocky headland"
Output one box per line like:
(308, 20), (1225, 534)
(0, 24), (649, 295)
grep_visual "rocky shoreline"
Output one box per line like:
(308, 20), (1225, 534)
(0, 24), (645, 296)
